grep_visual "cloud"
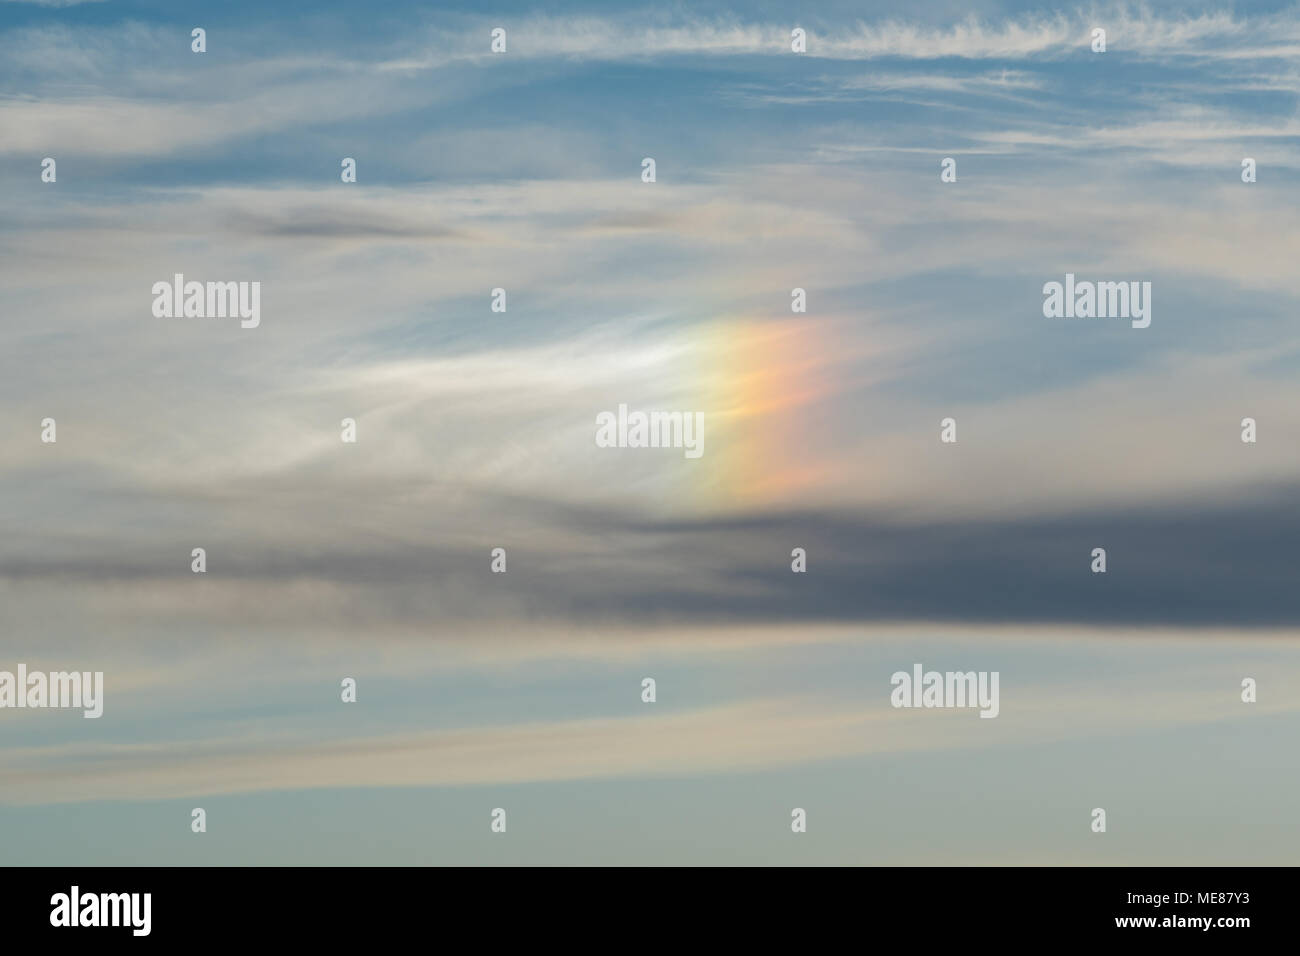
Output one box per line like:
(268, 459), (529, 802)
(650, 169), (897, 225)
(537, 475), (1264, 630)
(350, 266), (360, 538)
(2, 0), (1298, 868)
(3, 653), (1295, 804)
(7, 6), (1295, 164)
(4, 472), (1300, 632)
(1, 0), (106, 6)
(378, 7), (1300, 69)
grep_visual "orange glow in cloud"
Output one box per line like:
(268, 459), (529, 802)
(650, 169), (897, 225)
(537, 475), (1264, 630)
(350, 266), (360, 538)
(695, 316), (843, 509)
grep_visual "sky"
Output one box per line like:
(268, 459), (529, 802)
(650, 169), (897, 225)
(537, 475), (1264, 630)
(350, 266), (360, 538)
(1, 0), (1299, 865)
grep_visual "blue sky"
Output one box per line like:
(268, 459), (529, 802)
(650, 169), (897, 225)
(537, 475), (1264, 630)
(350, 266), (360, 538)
(1, 0), (1299, 863)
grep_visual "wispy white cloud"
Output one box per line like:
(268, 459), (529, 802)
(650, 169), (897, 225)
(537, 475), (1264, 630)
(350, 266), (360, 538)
(377, 7), (1300, 69)
(4, 644), (1296, 804)
(1, 0), (107, 7)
